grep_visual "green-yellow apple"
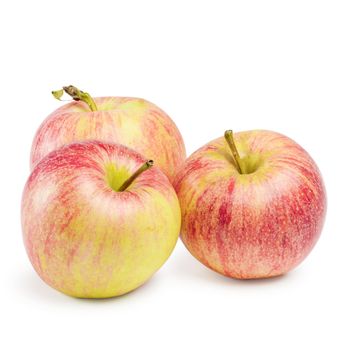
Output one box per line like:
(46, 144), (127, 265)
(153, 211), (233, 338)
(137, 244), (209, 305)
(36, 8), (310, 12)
(30, 85), (186, 182)
(174, 130), (326, 279)
(22, 141), (181, 298)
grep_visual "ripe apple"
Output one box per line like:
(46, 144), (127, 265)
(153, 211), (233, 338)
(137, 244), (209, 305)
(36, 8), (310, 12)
(174, 130), (326, 279)
(22, 141), (181, 298)
(30, 85), (186, 182)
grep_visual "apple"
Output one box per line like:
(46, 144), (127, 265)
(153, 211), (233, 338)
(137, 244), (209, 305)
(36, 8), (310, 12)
(22, 141), (181, 298)
(30, 85), (186, 182)
(174, 130), (326, 279)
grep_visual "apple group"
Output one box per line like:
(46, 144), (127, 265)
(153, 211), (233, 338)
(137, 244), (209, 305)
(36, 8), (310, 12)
(21, 85), (327, 298)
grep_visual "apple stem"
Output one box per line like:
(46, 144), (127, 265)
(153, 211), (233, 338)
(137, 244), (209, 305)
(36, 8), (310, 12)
(224, 130), (243, 174)
(52, 85), (98, 112)
(118, 160), (154, 191)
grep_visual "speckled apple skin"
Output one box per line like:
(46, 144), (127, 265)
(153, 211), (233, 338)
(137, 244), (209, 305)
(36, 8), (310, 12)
(174, 130), (326, 279)
(30, 97), (186, 182)
(22, 141), (181, 298)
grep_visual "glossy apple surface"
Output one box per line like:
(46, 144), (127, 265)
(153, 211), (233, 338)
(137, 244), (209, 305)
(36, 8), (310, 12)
(174, 130), (326, 279)
(30, 96), (186, 182)
(22, 141), (181, 297)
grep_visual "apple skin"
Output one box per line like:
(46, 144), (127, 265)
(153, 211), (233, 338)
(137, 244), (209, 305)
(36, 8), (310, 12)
(30, 97), (186, 182)
(22, 141), (181, 298)
(174, 130), (326, 279)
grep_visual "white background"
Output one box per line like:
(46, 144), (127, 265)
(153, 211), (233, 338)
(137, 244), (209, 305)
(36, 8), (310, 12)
(1, 1), (349, 349)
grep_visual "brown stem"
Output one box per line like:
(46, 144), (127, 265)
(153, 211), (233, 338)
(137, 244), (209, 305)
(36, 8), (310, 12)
(224, 130), (243, 174)
(52, 85), (98, 111)
(118, 160), (154, 191)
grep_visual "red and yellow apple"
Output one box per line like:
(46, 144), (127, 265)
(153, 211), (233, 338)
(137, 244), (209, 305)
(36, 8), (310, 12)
(30, 86), (186, 182)
(174, 130), (326, 279)
(22, 141), (181, 298)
